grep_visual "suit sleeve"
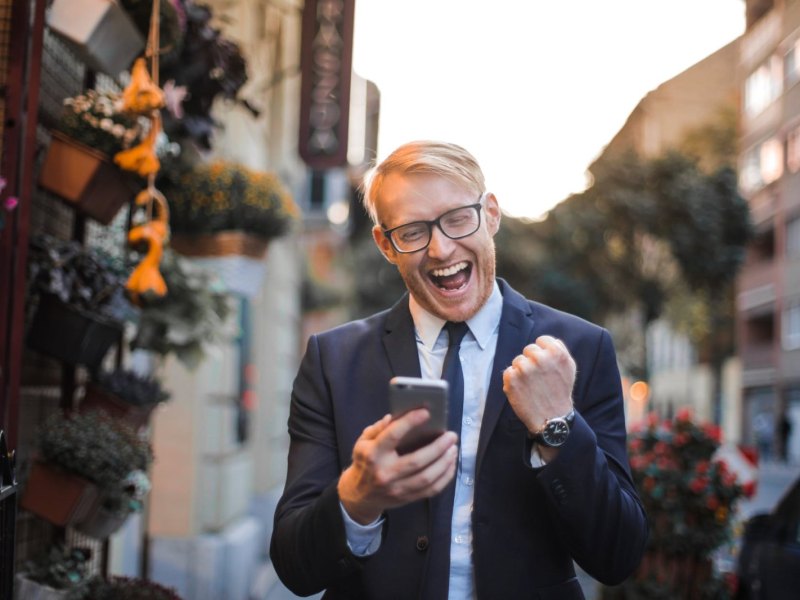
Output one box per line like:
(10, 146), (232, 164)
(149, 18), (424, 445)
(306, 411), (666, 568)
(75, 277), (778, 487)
(535, 328), (648, 585)
(268, 334), (366, 596)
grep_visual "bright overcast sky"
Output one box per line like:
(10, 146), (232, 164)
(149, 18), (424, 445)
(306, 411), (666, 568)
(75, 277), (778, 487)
(351, 0), (746, 220)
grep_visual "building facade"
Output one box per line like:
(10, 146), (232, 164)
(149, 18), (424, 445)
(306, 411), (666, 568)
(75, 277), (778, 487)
(588, 39), (743, 438)
(736, 0), (800, 463)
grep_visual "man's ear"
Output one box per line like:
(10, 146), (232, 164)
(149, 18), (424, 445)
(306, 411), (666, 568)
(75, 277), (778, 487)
(372, 225), (398, 265)
(484, 193), (502, 236)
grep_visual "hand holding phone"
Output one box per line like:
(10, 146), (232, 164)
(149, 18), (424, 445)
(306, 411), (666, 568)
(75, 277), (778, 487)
(388, 376), (449, 455)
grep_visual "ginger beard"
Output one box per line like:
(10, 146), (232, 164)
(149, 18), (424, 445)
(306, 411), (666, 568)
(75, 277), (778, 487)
(399, 239), (497, 323)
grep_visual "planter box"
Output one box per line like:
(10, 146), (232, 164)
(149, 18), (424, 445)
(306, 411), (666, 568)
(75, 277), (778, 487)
(81, 383), (157, 430)
(39, 132), (140, 225)
(74, 503), (129, 539)
(14, 574), (70, 600)
(19, 462), (99, 527)
(46, 0), (144, 76)
(171, 232), (270, 297)
(170, 231), (270, 259)
(26, 294), (123, 371)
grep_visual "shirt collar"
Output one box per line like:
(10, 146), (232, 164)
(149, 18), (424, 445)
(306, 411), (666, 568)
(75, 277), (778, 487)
(408, 281), (503, 350)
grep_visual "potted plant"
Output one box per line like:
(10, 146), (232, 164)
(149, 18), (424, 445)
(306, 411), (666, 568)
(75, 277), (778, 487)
(38, 89), (148, 224)
(609, 409), (744, 599)
(25, 234), (133, 371)
(84, 575), (184, 599)
(131, 248), (236, 369)
(20, 410), (153, 539)
(163, 159), (297, 255)
(46, 0), (145, 76)
(14, 545), (92, 600)
(158, 0), (252, 149)
(82, 367), (171, 429)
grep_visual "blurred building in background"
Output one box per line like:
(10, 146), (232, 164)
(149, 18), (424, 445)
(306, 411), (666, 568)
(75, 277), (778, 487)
(587, 40), (743, 439)
(736, 0), (800, 464)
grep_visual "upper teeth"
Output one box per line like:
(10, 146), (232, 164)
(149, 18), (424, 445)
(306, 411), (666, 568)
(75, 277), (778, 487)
(431, 262), (468, 277)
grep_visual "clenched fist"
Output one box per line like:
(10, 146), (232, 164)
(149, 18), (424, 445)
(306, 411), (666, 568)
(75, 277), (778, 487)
(502, 335), (576, 435)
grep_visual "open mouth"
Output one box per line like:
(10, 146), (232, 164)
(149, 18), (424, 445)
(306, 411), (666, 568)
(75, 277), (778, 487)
(429, 261), (472, 292)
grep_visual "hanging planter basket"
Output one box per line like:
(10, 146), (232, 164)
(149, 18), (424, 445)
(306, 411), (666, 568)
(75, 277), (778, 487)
(170, 231), (270, 297)
(73, 502), (129, 539)
(80, 383), (157, 430)
(46, 0), (144, 76)
(26, 294), (123, 371)
(13, 574), (71, 600)
(169, 231), (270, 259)
(38, 132), (140, 225)
(20, 461), (100, 527)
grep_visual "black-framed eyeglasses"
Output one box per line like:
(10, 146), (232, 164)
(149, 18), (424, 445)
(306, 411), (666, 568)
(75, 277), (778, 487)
(382, 195), (485, 254)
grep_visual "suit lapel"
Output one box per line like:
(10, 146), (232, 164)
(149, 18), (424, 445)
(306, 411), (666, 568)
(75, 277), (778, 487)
(382, 294), (422, 378)
(476, 280), (535, 476)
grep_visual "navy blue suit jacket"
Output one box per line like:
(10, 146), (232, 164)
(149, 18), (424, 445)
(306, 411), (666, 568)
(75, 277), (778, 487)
(270, 280), (647, 599)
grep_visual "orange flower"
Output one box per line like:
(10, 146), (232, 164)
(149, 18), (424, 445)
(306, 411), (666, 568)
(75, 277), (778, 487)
(126, 222), (167, 302)
(122, 58), (165, 114)
(114, 121), (160, 177)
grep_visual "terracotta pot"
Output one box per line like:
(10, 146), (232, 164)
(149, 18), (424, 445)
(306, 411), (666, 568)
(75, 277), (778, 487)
(19, 462), (99, 527)
(38, 132), (140, 224)
(170, 231), (270, 259)
(26, 294), (123, 371)
(80, 383), (156, 430)
(46, 0), (144, 76)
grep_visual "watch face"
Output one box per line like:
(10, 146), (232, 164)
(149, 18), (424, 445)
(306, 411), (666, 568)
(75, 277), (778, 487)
(542, 418), (570, 446)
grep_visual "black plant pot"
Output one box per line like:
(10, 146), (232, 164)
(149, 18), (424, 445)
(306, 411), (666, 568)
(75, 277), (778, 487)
(27, 294), (123, 370)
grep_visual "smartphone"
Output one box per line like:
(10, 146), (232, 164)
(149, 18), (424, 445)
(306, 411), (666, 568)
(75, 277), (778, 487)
(389, 376), (449, 455)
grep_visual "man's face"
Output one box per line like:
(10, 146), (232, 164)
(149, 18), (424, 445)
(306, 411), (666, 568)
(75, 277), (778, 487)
(372, 173), (501, 322)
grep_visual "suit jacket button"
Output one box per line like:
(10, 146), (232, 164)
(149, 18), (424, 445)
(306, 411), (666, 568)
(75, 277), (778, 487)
(416, 536), (429, 551)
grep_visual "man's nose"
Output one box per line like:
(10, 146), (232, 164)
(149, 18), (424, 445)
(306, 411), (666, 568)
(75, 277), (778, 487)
(426, 225), (456, 258)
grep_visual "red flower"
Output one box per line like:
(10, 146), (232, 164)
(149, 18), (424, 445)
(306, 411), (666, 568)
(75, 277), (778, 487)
(676, 407), (693, 422)
(690, 477), (709, 493)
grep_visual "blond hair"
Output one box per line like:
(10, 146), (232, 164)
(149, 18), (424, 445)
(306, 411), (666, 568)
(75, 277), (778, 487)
(361, 140), (486, 224)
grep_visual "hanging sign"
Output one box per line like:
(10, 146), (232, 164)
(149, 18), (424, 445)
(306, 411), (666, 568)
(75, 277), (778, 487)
(298, 0), (355, 169)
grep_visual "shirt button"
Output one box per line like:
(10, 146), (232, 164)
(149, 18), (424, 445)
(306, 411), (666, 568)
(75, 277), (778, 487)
(454, 535), (466, 544)
(463, 476), (474, 486)
(463, 416), (473, 426)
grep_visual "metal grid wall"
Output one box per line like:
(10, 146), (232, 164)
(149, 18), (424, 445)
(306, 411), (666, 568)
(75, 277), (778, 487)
(14, 15), (128, 579)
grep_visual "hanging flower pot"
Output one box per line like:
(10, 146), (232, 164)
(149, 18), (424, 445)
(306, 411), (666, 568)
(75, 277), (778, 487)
(73, 501), (130, 539)
(46, 0), (144, 76)
(19, 461), (100, 527)
(169, 232), (269, 297)
(26, 294), (123, 371)
(38, 132), (140, 225)
(80, 384), (154, 430)
(169, 230), (270, 259)
(14, 574), (72, 600)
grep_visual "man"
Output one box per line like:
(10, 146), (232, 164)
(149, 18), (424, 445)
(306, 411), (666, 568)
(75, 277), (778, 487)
(270, 141), (648, 599)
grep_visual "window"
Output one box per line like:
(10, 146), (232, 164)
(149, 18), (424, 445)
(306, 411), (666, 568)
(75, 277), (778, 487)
(745, 55), (783, 117)
(788, 124), (800, 173)
(783, 301), (800, 350)
(786, 38), (800, 87)
(787, 216), (800, 259)
(740, 136), (785, 193)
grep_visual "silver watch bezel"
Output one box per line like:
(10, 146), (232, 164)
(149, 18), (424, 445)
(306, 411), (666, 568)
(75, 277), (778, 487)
(532, 409), (576, 448)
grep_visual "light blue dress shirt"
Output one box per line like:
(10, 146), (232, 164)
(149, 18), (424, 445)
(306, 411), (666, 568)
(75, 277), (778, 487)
(341, 282), (503, 599)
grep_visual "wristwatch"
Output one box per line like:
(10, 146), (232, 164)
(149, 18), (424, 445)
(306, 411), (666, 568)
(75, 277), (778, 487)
(529, 409), (576, 448)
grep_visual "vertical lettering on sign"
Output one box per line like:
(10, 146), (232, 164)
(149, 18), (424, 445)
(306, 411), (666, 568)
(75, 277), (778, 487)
(298, 0), (355, 168)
